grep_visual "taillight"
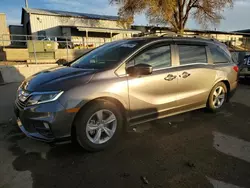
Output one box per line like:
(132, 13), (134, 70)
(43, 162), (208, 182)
(233, 65), (239, 72)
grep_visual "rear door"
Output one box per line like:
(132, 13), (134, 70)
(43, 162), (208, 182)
(174, 42), (216, 110)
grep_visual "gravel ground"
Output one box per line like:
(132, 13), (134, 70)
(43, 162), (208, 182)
(1, 81), (250, 188)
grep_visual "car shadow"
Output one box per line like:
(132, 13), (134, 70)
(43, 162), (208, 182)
(6, 101), (250, 188)
(0, 81), (23, 124)
(0, 65), (25, 85)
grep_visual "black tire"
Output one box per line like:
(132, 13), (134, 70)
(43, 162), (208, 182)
(75, 100), (124, 151)
(207, 82), (227, 112)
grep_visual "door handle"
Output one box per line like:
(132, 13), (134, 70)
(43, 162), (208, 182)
(182, 72), (191, 78)
(164, 74), (177, 81)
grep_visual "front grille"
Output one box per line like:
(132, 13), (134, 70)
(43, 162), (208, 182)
(15, 98), (27, 110)
(15, 88), (30, 110)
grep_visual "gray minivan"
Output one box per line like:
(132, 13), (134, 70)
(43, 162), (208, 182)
(15, 37), (238, 151)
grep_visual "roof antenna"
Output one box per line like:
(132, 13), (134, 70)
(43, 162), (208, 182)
(25, 0), (29, 8)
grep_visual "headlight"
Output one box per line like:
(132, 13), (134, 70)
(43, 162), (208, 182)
(26, 91), (64, 106)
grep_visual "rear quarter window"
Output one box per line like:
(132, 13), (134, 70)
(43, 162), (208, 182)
(210, 45), (231, 64)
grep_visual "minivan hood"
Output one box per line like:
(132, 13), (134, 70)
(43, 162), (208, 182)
(21, 66), (95, 92)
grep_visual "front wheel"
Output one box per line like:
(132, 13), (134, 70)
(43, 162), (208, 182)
(207, 82), (227, 112)
(75, 100), (124, 151)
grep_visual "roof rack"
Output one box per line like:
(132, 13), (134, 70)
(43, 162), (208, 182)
(160, 33), (180, 37)
(160, 33), (220, 42)
(190, 35), (219, 42)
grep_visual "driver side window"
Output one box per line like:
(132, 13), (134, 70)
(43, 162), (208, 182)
(133, 45), (171, 70)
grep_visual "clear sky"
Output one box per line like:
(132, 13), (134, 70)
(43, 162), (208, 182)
(0, 0), (249, 31)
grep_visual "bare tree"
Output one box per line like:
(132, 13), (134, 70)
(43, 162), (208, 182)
(110, 0), (234, 33)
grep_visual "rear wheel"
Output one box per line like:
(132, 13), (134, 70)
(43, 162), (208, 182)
(75, 100), (123, 151)
(207, 82), (227, 112)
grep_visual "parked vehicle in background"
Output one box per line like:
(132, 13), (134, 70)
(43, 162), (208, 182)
(231, 51), (250, 65)
(14, 36), (238, 151)
(239, 54), (250, 78)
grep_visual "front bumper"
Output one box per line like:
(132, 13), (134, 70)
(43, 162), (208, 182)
(14, 99), (76, 143)
(17, 118), (54, 142)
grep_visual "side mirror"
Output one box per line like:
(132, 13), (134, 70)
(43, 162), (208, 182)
(126, 64), (153, 76)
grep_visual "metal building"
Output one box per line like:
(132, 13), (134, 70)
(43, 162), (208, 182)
(0, 13), (10, 46)
(21, 8), (140, 47)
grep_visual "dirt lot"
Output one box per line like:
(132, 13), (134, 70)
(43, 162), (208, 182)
(1, 81), (250, 188)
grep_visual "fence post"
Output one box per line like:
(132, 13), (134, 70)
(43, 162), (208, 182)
(86, 29), (88, 49)
(32, 38), (37, 64)
(66, 37), (69, 62)
(83, 37), (85, 49)
(110, 31), (113, 42)
(245, 37), (247, 50)
(0, 34), (3, 64)
(25, 35), (28, 45)
(1, 34), (4, 47)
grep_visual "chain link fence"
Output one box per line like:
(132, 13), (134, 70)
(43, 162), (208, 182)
(1, 33), (250, 65)
(0, 34), (114, 65)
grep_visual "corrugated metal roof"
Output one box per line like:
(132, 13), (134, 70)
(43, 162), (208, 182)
(76, 26), (141, 33)
(23, 8), (119, 21)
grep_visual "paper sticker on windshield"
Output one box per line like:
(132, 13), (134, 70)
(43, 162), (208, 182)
(121, 43), (137, 48)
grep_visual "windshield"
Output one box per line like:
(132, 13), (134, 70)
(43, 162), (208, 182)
(71, 40), (143, 70)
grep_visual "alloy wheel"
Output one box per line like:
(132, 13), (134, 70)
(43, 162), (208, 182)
(212, 86), (226, 109)
(86, 109), (117, 144)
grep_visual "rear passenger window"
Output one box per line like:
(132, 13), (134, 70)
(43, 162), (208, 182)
(210, 46), (230, 64)
(178, 45), (207, 65)
(134, 45), (171, 70)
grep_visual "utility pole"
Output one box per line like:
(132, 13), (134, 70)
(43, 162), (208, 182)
(25, 0), (29, 8)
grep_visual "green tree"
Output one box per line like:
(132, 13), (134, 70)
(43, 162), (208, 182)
(110, 0), (234, 33)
